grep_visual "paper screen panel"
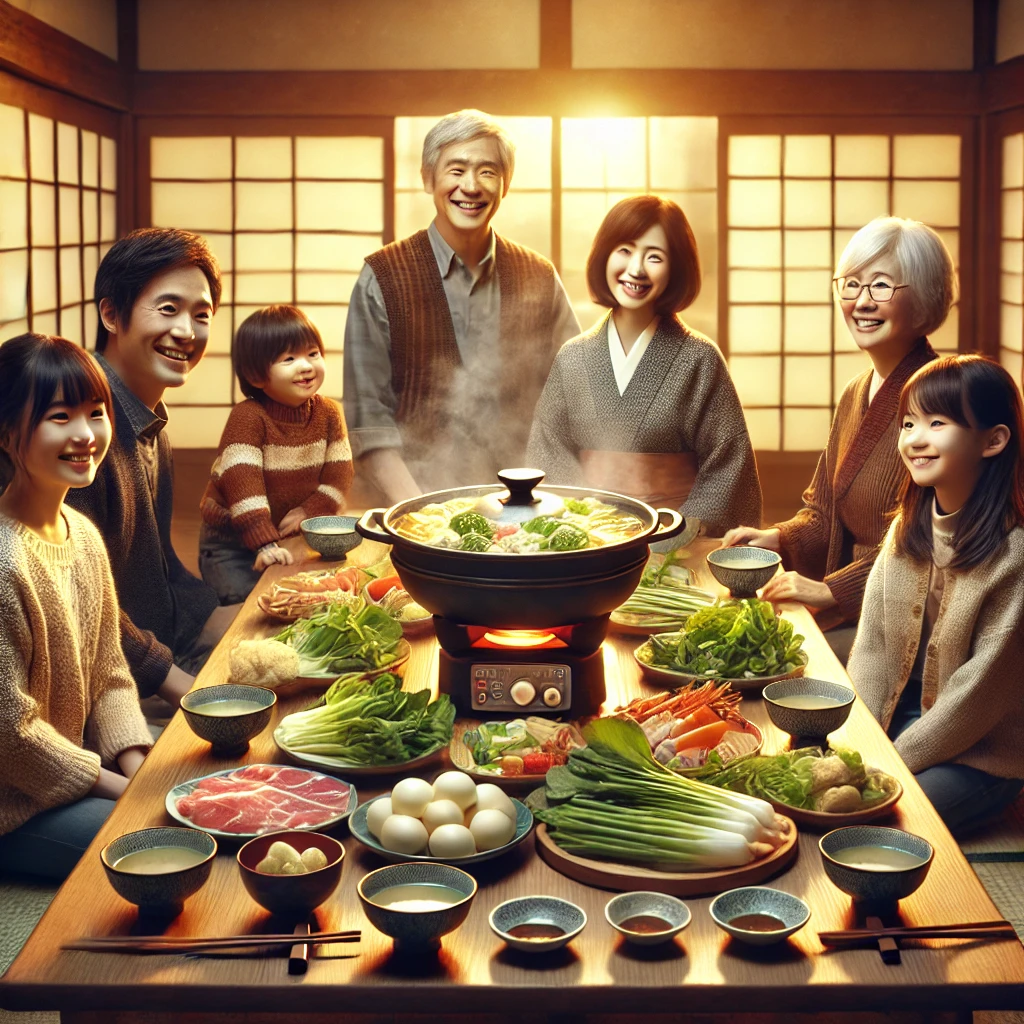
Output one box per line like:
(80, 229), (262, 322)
(163, 356), (233, 406)
(58, 187), (80, 245)
(100, 137), (116, 190)
(30, 184), (56, 246)
(783, 180), (832, 228)
(295, 232), (380, 271)
(28, 114), (54, 181)
(561, 119), (646, 189)
(784, 305), (832, 352)
(834, 353), (867, 395)
(31, 249), (56, 311)
(322, 354), (344, 401)
(0, 181), (29, 249)
(834, 136), (889, 178)
(892, 181), (960, 226)
(59, 306), (83, 346)
(893, 135), (960, 179)
(296, 136), (384, 180)
(393, 190), (435, 245)
(296, 271), (359, 304)
(743, 408), (780, 451)
(784, 229), (831, 267)
(0, 249), (28, 323)
(100, 192), (116, 241)
(235, 232), (293, 271)
(83, 246), (99, 300)
(1002, 305), (1023, 354)
(1003, 241), (1024, 274)
(728, 136), (780, 177)
(151, 136), (231, 180)
(236, 137), (292, 179)
(784, 136), (831, 178)
(784, 355), (830, 407)
(649, 117), (717, 190)
(296, 181), (383, 232)
(930, 305), (959, 353)
(784, 269), (831, 303)
(491, 191), (551, 258)
(1005, 191), (1024, 240)
(305, 305), (347, 348)
(0, 104), (26, 178)
(783, 408), (832, 451)
(166, 405), (231, 448)
(59, 246), (82, 306)
(1002, 273), (1022, 304)
(235, 181), (293, 230)
(82, 190), (98, 244)
(729, 230), (781, 268)
(81, 131), (98, 188)
(729, 355), (781, 407)
(32, 310), (57, 336)
(729, 179), (781, 227)
(729, 270), (781, 303)
(152, 182), (232, 231)
(234, 272), (293, 304)
(834, 180), (889, 227)
(1004, 134), (1024, 189)
(729, 305), (781, 353)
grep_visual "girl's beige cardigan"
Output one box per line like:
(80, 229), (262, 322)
(848, 519), (1024, 779)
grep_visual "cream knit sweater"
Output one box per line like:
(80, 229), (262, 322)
(0, 507), (153, 836)
(848, 517), (1024, 779)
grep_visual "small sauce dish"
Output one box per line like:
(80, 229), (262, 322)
(605, 891), (691, 946)
(489, 895), (586, 953)
(710, 886), (810, 946)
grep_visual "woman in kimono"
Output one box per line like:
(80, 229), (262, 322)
(721, 217), (956, 661)
(526, 195), (761, 538)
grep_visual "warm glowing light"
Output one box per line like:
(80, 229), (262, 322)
(482, 630), (557, 649)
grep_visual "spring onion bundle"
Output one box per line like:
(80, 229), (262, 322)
(275, 673), (455, 765)
(611, 583), (716, 631)
(534, 717), (786, 870)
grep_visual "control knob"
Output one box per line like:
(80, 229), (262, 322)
(509, 679), (537, 706)
(542, 686), (562, 708)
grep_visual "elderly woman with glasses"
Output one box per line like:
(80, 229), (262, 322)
(720, 216), (956, 662)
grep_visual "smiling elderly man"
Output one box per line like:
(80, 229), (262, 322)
(67, 228), (238, 708)
(343, 109), (580, 503)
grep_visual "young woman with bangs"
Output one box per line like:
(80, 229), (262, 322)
(0, 334), (152, 881)
(526, 194), (761, 537)
(848, 355), (1024, 835)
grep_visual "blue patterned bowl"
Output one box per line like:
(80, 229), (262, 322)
(357, 862), (476, 947)
(706, 546), (782, 597)
(604, 891), (691, 946)
(180, 683), (276, 756)
(819, 826), (933, 902)
(710, 886), (810, 946)
(300, 516), (361, 560)
(762, 677), (855, 738)
(489, 895), (587, 952)
(101, 827), (216, 915)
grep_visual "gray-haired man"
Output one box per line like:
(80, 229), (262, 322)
(343, 109), (579, 503)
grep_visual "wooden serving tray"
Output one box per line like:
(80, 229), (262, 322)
(535, 815), (799, 897)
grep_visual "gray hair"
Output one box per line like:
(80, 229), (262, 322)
(836, 216), (956, 337)
(420, 109), (515, 192)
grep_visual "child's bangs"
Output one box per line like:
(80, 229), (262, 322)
(26, 340), (113, 434)
(898, 358), (972, 428)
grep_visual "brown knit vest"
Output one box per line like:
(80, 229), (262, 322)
(366, 230), (558, 486)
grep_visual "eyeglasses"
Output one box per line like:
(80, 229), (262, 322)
(833, 278), (910, 303)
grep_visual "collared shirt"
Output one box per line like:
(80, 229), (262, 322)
(343, 222), (579, 459)
(103, 364), (169, 503)
(607, 314), (659, 396)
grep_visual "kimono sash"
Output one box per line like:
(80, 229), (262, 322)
(579, 449), (698, 509)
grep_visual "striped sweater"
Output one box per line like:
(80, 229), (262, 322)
(0, 508), (153, 836)
(200, 395), (354, 551)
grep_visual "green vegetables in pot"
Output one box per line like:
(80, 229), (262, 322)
(275, 672), (455, 765)
(546, 523), (589, 551)
(459, 531), (493, 552)
(640, 598), (808, 678)
(522, 516), (562, 537)
(449, 511), (494, 539)
(273, 597), (403, 676)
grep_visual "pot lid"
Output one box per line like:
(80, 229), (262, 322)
(471, 469), (566, 524)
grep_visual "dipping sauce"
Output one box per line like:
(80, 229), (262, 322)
(830, 845), (927, 871)
(369, 883), (466, 911)
(771, 694), (847, 710)
(505, 922), (566, 940)
(190, 699), (266, 717)
(618, 914), (674, 934)
(727, 913), (788, 932)
(113, 847), (208, 874)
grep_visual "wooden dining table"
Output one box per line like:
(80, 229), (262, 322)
(2, 537), (1024, 1024)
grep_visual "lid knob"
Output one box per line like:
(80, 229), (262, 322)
(496, 468), (546, 507)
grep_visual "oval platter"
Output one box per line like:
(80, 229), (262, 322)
(770, 774), (904, 831)
(273, 728), (447, 778)
(165, 764), (357, 841)
(534, 814), (798, 898)
(293, 638), (412, 684)
(349, 793), (533, 866)
(633, 638), (804, 692)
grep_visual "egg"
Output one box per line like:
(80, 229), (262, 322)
(380, 814), (429, 855)
(474, 783), (517, 824)
(390, 777), (435, 818)
(432, 771), (478, 811)
(469, 808), (516, 851)
(421, 798), (464, 835)
(428, 823), (477, 859)
(366, 797), (393, 839)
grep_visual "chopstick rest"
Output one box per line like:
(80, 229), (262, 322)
(866, 915), (900, 965)
(289, 921), (311, 975)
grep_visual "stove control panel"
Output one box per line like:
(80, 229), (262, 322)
(471, 663), (570, 713)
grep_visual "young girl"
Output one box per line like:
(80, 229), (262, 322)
(199, 305), (354, 604)
(848, 354), (1024, 835)
(0, 334), (152, 881)
(526, 194), (760, 537)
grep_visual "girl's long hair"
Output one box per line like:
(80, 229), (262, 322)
(0, 333), (113, 494)
(894, 354), (1024, 569)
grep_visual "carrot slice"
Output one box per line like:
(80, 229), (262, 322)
(669, 705), (721, 738)
(366, 574), (402, 601)
(672, 720), (731, 753)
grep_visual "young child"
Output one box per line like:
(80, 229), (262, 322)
(848, 354), (1024, 835)
(0, 334), (153, 881)
(199, 305), (354, 603)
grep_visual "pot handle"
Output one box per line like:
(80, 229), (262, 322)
(652, 508), (685, 542)
(355, 508), (390, 544)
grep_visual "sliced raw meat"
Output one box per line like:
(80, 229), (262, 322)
(174, 765), (351, 834)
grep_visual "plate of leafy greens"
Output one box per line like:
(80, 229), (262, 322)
(633, 598), (808, 690)
(273, 598), (409, 680)
(273, 672), (456, 776)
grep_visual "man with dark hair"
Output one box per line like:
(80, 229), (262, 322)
(343, 109), (579, 503)
(67, 228), (236, 707)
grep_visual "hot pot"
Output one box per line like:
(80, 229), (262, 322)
(355, 469), (684, 629)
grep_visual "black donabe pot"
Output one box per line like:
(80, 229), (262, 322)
(355, 469), (685, 629)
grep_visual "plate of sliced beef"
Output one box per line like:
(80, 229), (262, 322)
(166, 763), (357, 839)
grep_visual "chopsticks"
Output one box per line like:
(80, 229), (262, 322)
(63, 928), (360, 956)
(819, 920), (1017, 947)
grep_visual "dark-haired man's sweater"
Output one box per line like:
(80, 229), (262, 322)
(66, 356), (219, 697)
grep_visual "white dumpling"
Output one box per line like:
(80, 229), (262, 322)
(428, 823), (477, 858)
(390, 777), (435, 818)
(380, 814), (429, 855)
(366, 797), (393, 839)
(474, 783), (517, 823)
(469, 808), (516, 851)
(421, 799), (464, 835)
(432, 771), (478, 811)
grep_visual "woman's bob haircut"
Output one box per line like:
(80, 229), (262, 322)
(586, 195), (701, 317)
(420, 109), (515, 193)
(0, 333), (113, 494)
(836, 216), (956, 338)
(894, 354), (1024, 570)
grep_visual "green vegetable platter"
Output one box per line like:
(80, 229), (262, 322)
(610, 549), (717, 635)
(273, 673), (456, 776)
(273, 598), (410, 681)
(677, 746), (903, 830)
(633, 598), (808, 689)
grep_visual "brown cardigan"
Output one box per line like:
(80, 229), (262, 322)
(775, 340), (936, 629)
